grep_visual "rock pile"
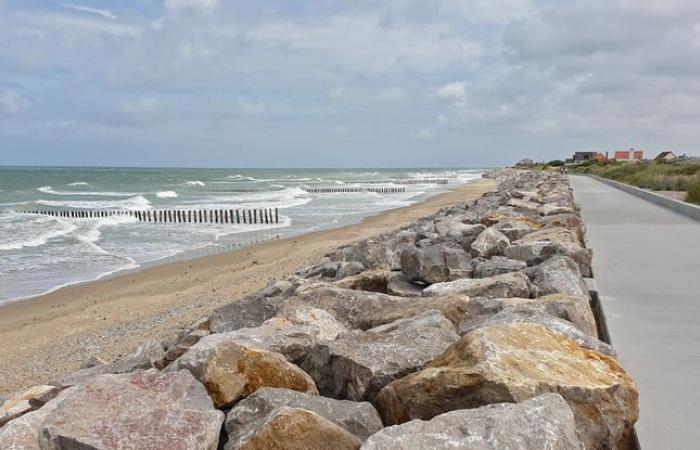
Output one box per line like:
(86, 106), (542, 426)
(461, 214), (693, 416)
(0, 169), (638, 450)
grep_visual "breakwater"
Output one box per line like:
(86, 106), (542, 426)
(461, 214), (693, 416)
(302, 187), (406, 194)
(17, 208), (280, 224)
(0, 169), (638, 450)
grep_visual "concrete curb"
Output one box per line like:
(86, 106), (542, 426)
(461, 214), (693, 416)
(581, 174), (700, 221)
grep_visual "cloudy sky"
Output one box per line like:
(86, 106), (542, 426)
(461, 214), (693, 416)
(1, 0), (699, 167)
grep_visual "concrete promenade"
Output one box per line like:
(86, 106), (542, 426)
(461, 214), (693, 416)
(570, 175), (700, 449)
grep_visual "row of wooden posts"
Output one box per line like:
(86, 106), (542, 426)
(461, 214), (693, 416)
(348, 179), (450, 185)
(23, 208), (280, 225)
(302, 187), (406, 194)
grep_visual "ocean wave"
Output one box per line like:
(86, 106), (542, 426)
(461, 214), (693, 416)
(0, 215), (77, 251)
(184, 180), (206, 186)
(37, 186), (138, 197)
(155, 191), (178, 198)
(68, 181), (90, 186)
(226, 174), (257, 182)
(35, 195), (152, 210)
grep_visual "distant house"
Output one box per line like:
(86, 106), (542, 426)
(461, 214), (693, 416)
(654, 151), (677, 162)
(614, 149), (644, 161)
(572, 152), (607, 163)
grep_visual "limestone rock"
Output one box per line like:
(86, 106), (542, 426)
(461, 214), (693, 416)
(287, 286), (469, 330)
(400, 244), (471, 284)
(435, 220), (485, 248)
(386, 273), (424, 297)
(423, 272), (532, 298)
(361, 394), (584, 450)
(225, 407), (361, 450)
(39, 370), (223, 450)
(376, 323), (638, 450)
(56, 340), (165, 386)
(472, 256), (527, 278)
(492, 219), (534, 241)
(470, 227), (510, 258)
(333, 269), (390, 293)
(168, 341), (318, 408)
(0, 385), (62, 427)
(458, 294), (598, 338)
(209, 290), (287, 334)
(514, 226), (583, 246)
(157, 328), (210, 369)
(303, 310), (459, 401)
(0, 388), (75, 450)
(225, 388), (382, 446)
(504, 241), (593, 277)
(460, 306), (613, 355)
(525, 255), (590, 299)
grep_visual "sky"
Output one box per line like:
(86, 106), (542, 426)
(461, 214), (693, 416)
(1, 0), (699, 168)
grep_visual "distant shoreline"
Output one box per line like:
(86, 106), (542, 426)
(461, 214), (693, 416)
(0, 178), (495, 394)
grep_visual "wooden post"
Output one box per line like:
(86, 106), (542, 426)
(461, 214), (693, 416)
(236, 209), (240, 224)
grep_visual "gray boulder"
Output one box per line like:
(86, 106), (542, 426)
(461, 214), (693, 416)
(492, 219), (534, 241)
(460, 306), (613, 356)
(361, 394), (584, 450)
(209, 290), (288, 334)
(504, 241), (593, 277)
(55, 340), (165, 386)
(525, 256), (590, 299)
(423, 272), (532, 298)
(435, 219), (485, 248)
(472, 256), (527, 278)
(386, 273), (424, 297)
(302, 310), (459, 401)
(39, 370), (223, 450)
(457, 294), (598, 338)
(225, 388), (383, 447)
(0, 385), (63, 427)
(470, 227), (510, 258)
(400, 244), (472, 284)
(288, 286), (469, 330)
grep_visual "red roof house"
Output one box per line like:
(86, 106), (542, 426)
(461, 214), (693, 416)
(614, 149), (644, 161)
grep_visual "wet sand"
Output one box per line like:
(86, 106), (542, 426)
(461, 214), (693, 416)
(0, 179), (495, 394)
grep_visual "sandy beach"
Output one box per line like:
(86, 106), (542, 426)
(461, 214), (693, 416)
(0, 179), (495, 394)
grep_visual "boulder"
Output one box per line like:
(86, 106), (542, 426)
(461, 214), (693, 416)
(209, 289), (288, 334)
(180, 306), (346, 366)
(460, 306), (613, 355)
(157, 328), (210, 369)
(470, 227), (510, 258)
(55, 340), (165, 386)
(472, 256), (527, 278)
(168, 341), (318, 408)
(504, 241), (593, 276)
(303, 310), (459, 401)
(434, 220), (485, 248)
(0, 385), (63, 427)
(376, 323), (638, 450)
(506, 198), (540, 215)
(400, 244), (471, 284)
(457, 294), (598, 338)
(514, 226), (583, 246)
(539, 204), (575, 216)
(333, 269), (390, 293)
(525, 256), (590, 299)
(39, 370), (223, 450)
(225, 388), (383, 446)
(492, 219), (534, 241)
(0, 388), (75, 450)
(422, 272), (532, 298)
(287, 286), (469, 330)
(361, 394), (584, 450)
(225, 407), (361, 450)
(385, 273), (424, 297)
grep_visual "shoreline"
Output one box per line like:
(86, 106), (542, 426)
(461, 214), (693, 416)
(0, 178), (495, 394)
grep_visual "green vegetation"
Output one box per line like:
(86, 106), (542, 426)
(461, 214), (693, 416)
(570, 159), (700, 195)
(547, 160), (565, 167)
(687, 180), (700, 205)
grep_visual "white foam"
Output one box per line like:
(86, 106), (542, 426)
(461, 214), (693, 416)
(184, 181), (206, 186)
(0, 214), (77, 251)
(37, 186), (138, 196)
(68, 181), (90, 186)
(36, 195), (152, 210)
(156, 191), (178, 198)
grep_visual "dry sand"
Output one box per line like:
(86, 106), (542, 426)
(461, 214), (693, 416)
(0, 179), (495, 394)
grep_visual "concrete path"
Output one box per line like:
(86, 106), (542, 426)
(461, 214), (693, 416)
(570, 175), (700, 449)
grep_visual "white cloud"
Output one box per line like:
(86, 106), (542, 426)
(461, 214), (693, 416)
(0, 89), (30, 114)
(164, 0), (219, 15)
(436, 81), (468, 106)
(59, 3), (118, 20)
(455, 0), (532, 23)
(329, 87), (348, 100)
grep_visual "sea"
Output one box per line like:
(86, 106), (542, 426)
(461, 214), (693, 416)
(0, 167), (483, 303)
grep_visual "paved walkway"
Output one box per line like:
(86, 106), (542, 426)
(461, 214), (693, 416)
(570, 175), (700, 449)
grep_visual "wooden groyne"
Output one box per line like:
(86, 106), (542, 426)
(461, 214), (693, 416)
(302, 187), (406, 194)
(345, 179), (449, 185)
(20, 208), (280, 225)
